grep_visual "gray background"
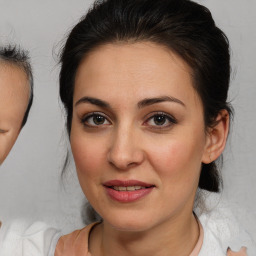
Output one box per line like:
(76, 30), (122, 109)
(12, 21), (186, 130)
(0, 0), (255, 239)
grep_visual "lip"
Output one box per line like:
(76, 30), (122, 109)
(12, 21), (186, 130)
(103, 180), (155, 203)
(103, 179), (154, 187)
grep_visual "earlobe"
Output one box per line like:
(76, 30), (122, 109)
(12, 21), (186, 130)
(202, 110), (230, 164)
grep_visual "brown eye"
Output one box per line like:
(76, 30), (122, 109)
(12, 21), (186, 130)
(153, 115), (167, 126)
(93, 115), (106, 125)
(81, 113), (111, 127)
(144, 112), (177, 129)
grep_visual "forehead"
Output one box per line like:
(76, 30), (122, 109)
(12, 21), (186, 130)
(74, 42), (200, 107)
(0, 63), (29, 126)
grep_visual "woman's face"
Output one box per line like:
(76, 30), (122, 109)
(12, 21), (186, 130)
(0, 64), (29, 164)
(71, 42), (211, 231)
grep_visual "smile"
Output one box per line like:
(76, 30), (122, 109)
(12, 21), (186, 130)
(103, 180), (155, 202)
(112, 186), (147, 191)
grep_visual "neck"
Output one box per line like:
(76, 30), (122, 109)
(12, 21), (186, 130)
(90, 212), (199, 256)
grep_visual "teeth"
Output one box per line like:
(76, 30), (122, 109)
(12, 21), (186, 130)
(127, 186), (136, 191)
(113, 186), (146, 191)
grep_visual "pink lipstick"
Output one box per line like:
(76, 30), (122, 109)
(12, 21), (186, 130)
(103, 180), (155, 203)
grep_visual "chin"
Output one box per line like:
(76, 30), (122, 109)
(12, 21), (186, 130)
(102, 211), (156, 232)
(110, 221), (152, 232)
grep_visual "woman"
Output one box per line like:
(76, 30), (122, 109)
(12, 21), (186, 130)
(55, 0), (255, 255)
(0, 45), (61, 256)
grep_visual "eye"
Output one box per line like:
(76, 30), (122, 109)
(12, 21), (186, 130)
(144, 112), (177, 128)
(81, 112), (111, 127)
(0, 129), (7, 134)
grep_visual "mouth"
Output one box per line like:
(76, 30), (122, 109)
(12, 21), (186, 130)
(110, 185), (149, 191)
(103, 179), (155, 190)
(103, 180), (155, 202)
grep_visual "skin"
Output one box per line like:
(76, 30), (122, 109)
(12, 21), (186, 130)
(70, 42), (229, 256)
(0, 63), (30, 165)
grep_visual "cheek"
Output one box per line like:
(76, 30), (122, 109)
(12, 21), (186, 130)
(149, 137), (204, 185)
(148, 139), (204, 213)
(70, 129), (108, 194)
(71, 137), (101, 176)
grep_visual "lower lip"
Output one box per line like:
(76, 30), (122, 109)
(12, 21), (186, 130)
(104, 187), (154, 203)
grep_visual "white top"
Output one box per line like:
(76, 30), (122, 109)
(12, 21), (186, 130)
(0, 220), (61, 256)
(195, 192), (256, 255)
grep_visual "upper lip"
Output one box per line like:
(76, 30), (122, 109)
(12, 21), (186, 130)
(103, 180), (155, 187)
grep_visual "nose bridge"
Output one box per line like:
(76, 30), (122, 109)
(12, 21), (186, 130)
(107, 121), (143, 169)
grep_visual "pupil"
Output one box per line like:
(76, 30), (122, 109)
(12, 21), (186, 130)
(93, 115), (105, 125)
(154, 115), (166, 125)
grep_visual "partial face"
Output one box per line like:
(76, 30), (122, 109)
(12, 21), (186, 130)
(0, 63), (29, 164)
(71, 42), (210, 231)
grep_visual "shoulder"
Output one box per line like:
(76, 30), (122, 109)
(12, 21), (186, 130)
(0, 220), (61, 256)
(55, 222), (98, 256)
(195, 191), (256, 256)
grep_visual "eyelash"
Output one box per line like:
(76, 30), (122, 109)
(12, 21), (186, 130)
(0, 129), (7, 133)
(80, 112), (177, 129)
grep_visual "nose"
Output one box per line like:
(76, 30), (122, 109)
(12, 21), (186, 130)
(107, 126), (144, 170)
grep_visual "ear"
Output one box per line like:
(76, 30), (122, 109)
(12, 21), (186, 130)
(202, 109), (230, 164)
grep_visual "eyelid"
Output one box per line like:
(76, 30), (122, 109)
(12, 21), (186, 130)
(0, 129), (7, 133)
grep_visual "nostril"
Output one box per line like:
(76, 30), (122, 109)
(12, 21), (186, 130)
(108, 160), (134, 170)
(107, 150), (145, 169)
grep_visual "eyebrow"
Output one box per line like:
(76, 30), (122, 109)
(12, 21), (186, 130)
(75, 96), (110, 108)
(75, 95), (185, 109)
(138, 96), (185, 108)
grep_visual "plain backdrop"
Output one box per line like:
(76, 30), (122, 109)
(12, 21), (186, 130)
(0, 0), (255, 239)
